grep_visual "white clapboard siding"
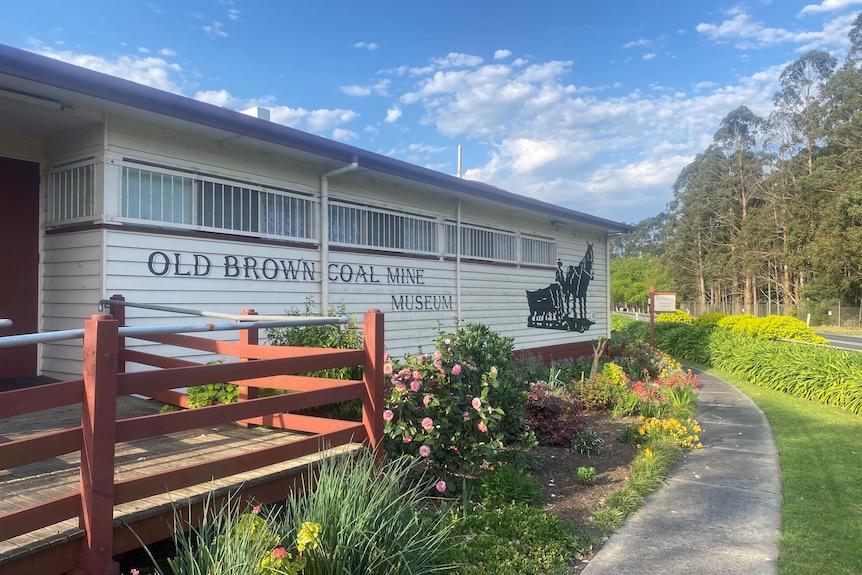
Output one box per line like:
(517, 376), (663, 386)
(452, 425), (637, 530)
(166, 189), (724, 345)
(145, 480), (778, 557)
(41, 230), (105, 378)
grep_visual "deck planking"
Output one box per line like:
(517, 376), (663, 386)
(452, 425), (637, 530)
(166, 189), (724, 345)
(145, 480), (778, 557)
(0, 395), (358, 565)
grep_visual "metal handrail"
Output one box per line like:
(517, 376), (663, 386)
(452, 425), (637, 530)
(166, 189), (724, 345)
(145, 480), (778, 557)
(0, 300), (350, 349)
(97, 299), (342, 323)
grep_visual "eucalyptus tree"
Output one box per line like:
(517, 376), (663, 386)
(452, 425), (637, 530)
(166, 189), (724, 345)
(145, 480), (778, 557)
(763, 50), (836, 309)
(710, 105), (768, 312)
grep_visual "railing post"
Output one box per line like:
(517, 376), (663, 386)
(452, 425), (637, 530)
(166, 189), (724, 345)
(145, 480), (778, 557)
(238, 309), (259, 428)
(108, 294), (126, 374)
(362, 309), (384, 455)
(78, 314), (120, 575)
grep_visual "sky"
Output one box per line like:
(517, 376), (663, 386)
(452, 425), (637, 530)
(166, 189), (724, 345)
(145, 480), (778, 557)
(1, 1), (861, 225)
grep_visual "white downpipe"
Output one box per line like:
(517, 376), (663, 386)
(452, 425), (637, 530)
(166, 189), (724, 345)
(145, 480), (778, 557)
(605, 235), (612, 338)
(320, 159), (358, 311)
(456, 198), (462, 323)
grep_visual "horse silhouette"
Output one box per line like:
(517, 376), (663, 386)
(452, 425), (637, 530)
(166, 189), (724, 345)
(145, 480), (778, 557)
(555, 243), (593, 321)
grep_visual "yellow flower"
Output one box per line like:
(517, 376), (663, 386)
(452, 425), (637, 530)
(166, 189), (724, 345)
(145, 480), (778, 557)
(643, 448), (654, 459)
(297, 521), (321, 553)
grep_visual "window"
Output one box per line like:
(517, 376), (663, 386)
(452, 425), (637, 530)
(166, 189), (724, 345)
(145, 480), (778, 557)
(48, 163), (95, 222)
(329, 201), (437, 254)
(445, 222), (518, 263)
(520, 236), (556, 266)
(122, 167), (193, 224)
(119, 164), (314, 241)
(445, 222), (556, 265)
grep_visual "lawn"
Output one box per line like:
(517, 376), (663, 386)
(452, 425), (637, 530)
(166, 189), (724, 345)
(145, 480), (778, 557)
(710, 368), (862, 575)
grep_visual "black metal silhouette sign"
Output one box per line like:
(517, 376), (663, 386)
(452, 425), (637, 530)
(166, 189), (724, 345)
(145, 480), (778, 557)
(526, 243), (595, 332)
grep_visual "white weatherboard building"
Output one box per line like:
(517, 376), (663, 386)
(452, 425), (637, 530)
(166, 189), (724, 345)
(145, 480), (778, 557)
(0, 44), (632, 381)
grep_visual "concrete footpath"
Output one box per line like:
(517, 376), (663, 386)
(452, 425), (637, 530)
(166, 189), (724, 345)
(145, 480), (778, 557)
(581, 369), (781, 575)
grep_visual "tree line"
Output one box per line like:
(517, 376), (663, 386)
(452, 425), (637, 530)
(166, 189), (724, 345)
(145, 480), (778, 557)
(611, 13), (862, 315)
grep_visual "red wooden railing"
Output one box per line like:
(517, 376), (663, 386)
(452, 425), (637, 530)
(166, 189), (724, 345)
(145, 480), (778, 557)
(0, 297), (384, 575)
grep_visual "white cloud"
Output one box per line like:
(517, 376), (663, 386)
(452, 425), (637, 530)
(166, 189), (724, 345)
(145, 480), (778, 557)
(341, 85), (372, 97)
(202, 21), (228, 38)
(341, 79), (390, 97)
(227, 8), (240, 20)
(354, 41), (379, 50)
(160, 48), (177, 57)
(695, 10), (854, 51)
(385, 106), (402, 122)
(800, 0), (862, 15)
(194, 89), (237, 107)
(643, 53), (656, 60)
(431, 52), (484, 68)
(35, 46), (184, 93)
(393, 45), (787, 221)
(494, 49), (512, 59)
(623, 38), (651, 48)
(332, 128), (359, 141)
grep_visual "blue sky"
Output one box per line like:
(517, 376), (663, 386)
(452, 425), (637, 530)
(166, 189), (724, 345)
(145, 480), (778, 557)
(1, 1), (861, 224)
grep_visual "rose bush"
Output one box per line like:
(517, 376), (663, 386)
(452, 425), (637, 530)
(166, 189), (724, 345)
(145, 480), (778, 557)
(382, 323), (534, 476)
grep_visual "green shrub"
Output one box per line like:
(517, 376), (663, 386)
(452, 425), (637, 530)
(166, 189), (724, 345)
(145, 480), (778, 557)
(478, 465), (544, 507)
(708, 329), (862, 415)
(265, 298), (364, 380)
(447, 504), (595, 575)
(577, 466), (597, 485)
(654, 323), (713, 365)
(693, 312), (727, 328)
(186, 381), (238, 408)
(655, 309), (694, 324)
(610, 313), (638, 331)
(571, 429), (604, 456)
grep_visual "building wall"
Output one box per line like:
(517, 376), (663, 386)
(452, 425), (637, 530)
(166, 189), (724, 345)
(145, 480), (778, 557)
(34, 116), (612, 379)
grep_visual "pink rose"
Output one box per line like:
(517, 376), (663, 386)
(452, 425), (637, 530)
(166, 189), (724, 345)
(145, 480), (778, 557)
(423, 394), (432, 406)
(463, 411), (470, 422)
(383, 409), (394, 421)
(421, 417), (434, 430)
(436, 480), (447, 493)
(444, 338), (451, 345)
(434, 350), (442, 360)
(410, 380), (421, 392)
(413, 370), (421, 380)
(490, 366), (498, 375)
(383, 363), (393, 375)
(451, 364), (462, 376)
(419, 445), (431, 457)
(403, 435), (413, 443)
(478, 422), (488, 433)
(433, 359), (442, 369)
(471, 397), (482, 410)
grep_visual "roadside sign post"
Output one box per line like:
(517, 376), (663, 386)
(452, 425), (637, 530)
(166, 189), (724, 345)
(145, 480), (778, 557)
(649, 286), (676, 348)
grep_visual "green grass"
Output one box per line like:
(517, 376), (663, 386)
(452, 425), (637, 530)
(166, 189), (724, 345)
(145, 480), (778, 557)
(709, 367), (862, 575)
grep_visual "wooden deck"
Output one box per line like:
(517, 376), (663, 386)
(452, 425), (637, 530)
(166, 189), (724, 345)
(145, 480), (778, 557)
(0, 394), (361, 570)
